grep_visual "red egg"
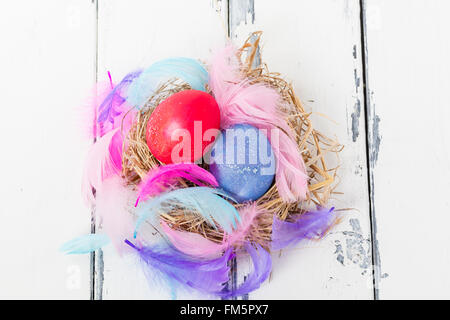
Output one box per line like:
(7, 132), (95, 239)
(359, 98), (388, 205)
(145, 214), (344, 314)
(146, 90), (221, 164)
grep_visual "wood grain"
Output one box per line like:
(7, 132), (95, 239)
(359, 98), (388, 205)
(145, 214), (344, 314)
(0, 0), (95, 299)
(4, 0), (449, 300)
(96, 0), (228, 299)
(229, 0), (374, 299)
(363, 0), (450, 299)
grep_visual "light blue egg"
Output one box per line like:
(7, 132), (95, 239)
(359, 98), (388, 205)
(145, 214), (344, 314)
(209, 124), (276, 203)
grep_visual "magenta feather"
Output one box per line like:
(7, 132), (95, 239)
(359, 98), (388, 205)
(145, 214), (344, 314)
(81, 128), (123, 206)
(160, 203), (264, 258)
(125, 239), (234, 296)
(135, 163), (219, 206)
(271, 207), (338, 250)
(208, 46), (308, 202)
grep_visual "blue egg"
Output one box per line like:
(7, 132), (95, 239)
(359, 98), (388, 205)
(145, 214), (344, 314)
(209, 124), (276, 203)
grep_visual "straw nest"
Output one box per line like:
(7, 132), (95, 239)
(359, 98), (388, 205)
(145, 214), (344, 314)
(121, 32), (342, 250)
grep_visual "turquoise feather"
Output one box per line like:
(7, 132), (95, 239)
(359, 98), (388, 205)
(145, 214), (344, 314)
(134, 187), (240, 237)
(60, 234), (110, 254)
(126, 57), (208, 108)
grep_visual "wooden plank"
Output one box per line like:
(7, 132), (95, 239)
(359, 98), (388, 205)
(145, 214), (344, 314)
(363, 0), (450, 299)
(96, 0), (228, 299)
(0, 0), (96, 299)
(229, 0), (374, 299)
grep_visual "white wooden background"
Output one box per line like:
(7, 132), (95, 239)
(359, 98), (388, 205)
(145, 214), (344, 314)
(1, 0), (449, 300)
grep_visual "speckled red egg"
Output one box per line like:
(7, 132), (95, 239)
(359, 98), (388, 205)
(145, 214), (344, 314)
(146, 90), (221, 164)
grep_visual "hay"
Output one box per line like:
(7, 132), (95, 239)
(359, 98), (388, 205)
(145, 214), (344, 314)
(121, 32), (342, 249)
(121, 79), (191, 185)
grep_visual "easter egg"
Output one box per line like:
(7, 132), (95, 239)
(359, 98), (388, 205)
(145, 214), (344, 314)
(209, 124), (276, 203)
(146, 90), (221, 164)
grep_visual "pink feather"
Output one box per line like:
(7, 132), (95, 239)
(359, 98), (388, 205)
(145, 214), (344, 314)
(81, 128), (123, 206)
(223, 202), (262, 246)
(80, 81), (113, 141)
(160, 203), (264, 258)
(208, 46), (308, 202)
(135, 163), (219, 206)
(160, 221), (221, 258)
(96, 176), (136, 254)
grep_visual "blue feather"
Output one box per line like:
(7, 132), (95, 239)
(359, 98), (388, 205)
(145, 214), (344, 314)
(60, 234), (110, 254)
(134, 187), (240, 237)
(126, 58), (208, 108)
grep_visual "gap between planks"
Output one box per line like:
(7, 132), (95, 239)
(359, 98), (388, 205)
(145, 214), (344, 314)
(359, 0), (380, 300)
(91, 0), (104, 301)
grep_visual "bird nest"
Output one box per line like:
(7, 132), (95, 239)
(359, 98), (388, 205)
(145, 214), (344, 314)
(120, 32), (342, 249)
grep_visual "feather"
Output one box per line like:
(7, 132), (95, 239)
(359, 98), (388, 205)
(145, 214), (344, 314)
(209, 46), (308, 202)
(64, 177), (136, 255)
(97, 70), (142, 123)
(160, 203), (264, 258)
(125, 239), (233, 296)
(80, 81), (114, 141)
(95, 176), (137, 254)
(221, 242), (272, 298)
(223, 203), (263, 246)
(160, 221), (221, 258)
(82, 71), (139, 141)
(97, 70), (141, 136)
(134, 187), (240, 237)
(81, 128), (123, 206)
(135, 163), (218, 206)
(60, 234), (110, 255)
(126, 58), (208, 108)
(271, 207), (338, 250)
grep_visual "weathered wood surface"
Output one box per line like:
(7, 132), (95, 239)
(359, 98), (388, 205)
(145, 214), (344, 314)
(229, 0), (373, 299)
(363, 0), (450, 299)
(0, 0), (95, 299)
(96, 0), (374, 299)
(2, 0), (450, 300)
(96, 0), (228, 299)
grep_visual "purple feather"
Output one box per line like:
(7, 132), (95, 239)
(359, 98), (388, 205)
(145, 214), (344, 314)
(221, 243), (272, 298)
(97, 70), (142, 124)
(271, 207), (337, 250)
(125, 239), (234, 296)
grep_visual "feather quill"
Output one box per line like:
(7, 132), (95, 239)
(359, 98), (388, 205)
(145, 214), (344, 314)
(135, 163), (219, 206)
(125, 239), (233, 296)
(81, 128), (122, 206)
(221, 242), (272, 298)
(160, 203), (264, 258)
(126, 58), (208, 108)
(208, 46), (308, 202)
(60, 234), (110, 255)
(271, 207), (338, 250)
(134, 187), (240, 237)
